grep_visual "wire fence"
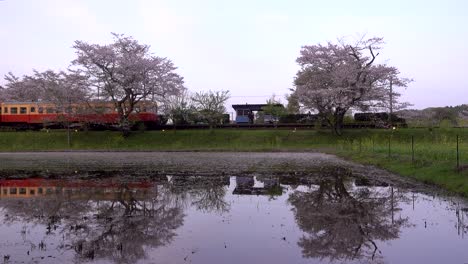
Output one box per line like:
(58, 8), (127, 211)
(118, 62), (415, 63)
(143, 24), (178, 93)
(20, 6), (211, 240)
(336, 133), (467, 172)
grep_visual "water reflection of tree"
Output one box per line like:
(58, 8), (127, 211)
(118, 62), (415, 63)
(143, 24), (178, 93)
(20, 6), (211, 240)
(169, 176), (230, 214)
(1, 183), (184, 263)
(288, 176), (408, 263)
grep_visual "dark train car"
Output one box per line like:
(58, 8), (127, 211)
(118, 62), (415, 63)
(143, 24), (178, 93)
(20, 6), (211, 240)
(279, 113), (321, 124)
(354, 112), (406, 127)
(0, 101), (162, 130)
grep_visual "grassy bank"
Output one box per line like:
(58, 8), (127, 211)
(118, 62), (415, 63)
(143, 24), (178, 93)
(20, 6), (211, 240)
(1, 128), (467, 194)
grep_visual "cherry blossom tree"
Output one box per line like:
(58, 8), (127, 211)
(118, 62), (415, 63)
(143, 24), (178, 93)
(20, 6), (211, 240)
(72, 33), (185, 135)
(2, 72), (44, 101)
(292, 36), (412, 135)
(0, 84), (7, 101)
(2, 70), (90, 106)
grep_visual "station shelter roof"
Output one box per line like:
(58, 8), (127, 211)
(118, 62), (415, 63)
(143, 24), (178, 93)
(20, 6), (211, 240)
(232, 104), (284, 111)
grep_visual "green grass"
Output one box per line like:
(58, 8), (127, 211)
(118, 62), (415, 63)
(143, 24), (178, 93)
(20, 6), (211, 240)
(1, 128), (467, 195)
(0, 129), (339, 151)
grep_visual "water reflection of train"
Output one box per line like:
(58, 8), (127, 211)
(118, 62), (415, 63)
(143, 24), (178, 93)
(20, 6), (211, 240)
(0, 179), (154, 200)
(0, 176), (292, 200)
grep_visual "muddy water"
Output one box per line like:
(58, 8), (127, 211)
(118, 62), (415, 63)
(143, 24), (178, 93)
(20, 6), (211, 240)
(1, 174), (468, 264)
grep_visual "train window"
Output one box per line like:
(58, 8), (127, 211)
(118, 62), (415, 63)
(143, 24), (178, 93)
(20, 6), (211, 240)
(20, 107), (27, 114)
(31, 107), (36, 113)
(30, 189), (35, 195)
(3, 107), (7, 114)
(10, 107), (18, 114)
(46, 108), (54, 114)
(38, 107), (44, 114)
(2, 189), (6, 195)
(38, 188), (43, 194)
(10, 188), (17, 195)
(19, 188), (26, 194)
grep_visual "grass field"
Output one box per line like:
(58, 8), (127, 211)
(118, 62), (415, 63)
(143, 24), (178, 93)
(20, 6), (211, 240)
(1, 128), (467, 195)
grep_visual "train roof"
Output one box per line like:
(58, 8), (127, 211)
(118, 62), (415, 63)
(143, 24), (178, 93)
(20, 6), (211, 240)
(1, 100), (157, 104)
(1, 101), (46, 104)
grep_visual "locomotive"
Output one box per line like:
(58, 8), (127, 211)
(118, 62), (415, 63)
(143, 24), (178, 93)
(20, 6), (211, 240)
(0, 101), (162, 130)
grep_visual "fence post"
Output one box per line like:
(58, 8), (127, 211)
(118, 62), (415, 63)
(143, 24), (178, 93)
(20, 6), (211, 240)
(388, 136), (391, 158)
(359, 138), (362, 153)
(411, 135), (414, 164)
(457, 134), (460, 171)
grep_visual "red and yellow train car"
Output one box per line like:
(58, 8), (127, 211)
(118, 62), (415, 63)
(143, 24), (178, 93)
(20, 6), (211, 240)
(0, 101), (161, 129)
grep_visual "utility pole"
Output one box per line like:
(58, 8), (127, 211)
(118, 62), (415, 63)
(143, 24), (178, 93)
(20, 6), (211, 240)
(67, 95), (71, 148)
(389, 77), (393, 127)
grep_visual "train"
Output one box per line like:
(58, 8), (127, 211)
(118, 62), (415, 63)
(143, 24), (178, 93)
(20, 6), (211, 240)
(0, 101), (164, 130)
(353, 112), (407, 128)
(0, 100), (406, 130)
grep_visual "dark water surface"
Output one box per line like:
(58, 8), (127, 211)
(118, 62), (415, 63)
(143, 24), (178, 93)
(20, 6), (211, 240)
(1, 175), (468, 264)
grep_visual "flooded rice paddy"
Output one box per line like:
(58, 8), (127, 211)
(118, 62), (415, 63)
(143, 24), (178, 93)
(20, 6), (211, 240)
(1, 152), (468, 263)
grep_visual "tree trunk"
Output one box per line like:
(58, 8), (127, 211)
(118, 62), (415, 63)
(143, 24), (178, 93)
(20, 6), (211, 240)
(119, 117), (131, 137)
(332, 108), (346, 136)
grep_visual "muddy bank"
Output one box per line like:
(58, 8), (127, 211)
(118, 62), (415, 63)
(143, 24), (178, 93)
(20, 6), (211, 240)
(0, 152), (428, 190)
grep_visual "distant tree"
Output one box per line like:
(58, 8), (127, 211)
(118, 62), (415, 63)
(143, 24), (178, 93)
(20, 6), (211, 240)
(191, 90), (230, 129)
(262, 96), (287, 125)
(376, 72), (412, 125)
(161, 89), (196, 126)
(285, 92), (300, 114)
(72, 33), (185, 136)
(432, 107), (459, 127)
(292, 36), (412, 135)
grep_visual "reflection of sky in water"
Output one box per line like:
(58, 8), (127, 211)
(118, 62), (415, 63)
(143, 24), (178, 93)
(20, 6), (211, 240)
(0, 176), (468, 264)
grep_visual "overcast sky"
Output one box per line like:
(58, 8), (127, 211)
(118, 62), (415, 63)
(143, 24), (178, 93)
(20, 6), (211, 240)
(1, 0), (467, 112)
